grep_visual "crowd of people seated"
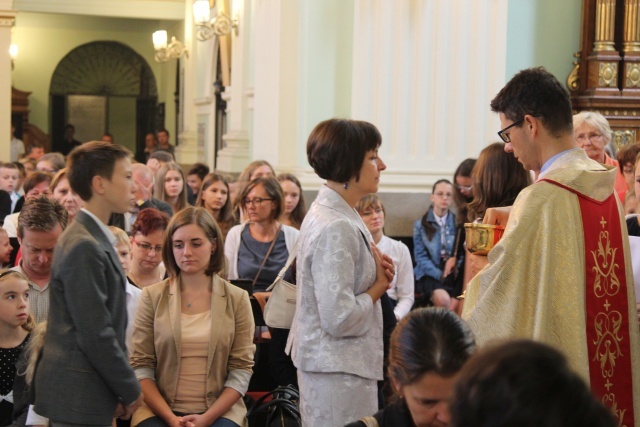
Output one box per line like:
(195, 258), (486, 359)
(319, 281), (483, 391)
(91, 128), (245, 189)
(2, 71), (640, 427)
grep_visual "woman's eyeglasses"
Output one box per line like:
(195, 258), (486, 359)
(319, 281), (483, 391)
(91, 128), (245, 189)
(455, 184), (473, 192)
(133, 240), (163, 253)
(242, 197), (274, 207)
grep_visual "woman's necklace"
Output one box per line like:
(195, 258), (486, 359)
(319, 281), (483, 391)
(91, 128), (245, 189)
(129, 268), (163, 288)
(181, 282), (212, 309)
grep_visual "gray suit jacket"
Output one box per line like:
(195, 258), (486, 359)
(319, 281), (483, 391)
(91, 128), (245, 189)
(34, 210), (141, 425)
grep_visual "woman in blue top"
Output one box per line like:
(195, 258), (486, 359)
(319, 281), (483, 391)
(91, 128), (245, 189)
(413, 179), (460, 309)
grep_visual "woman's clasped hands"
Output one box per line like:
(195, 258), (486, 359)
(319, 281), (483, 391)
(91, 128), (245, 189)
(173, 413), (211, 427)
(367, 242), (394, 302)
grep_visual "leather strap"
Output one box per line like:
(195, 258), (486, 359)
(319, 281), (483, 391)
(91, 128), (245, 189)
(266, 240), (298, 292)
(251, 224), (281, 288)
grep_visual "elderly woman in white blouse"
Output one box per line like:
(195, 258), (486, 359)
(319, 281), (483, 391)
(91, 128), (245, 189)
(288, 119), (394, 427)
(356, 194), (414, 320)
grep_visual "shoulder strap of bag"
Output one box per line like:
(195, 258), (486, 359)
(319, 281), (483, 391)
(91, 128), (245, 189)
(451, 226), (462, 259)
(266, 240), (298, 292)
(251, 224), (281, 288)
(359, 416), (379, 427)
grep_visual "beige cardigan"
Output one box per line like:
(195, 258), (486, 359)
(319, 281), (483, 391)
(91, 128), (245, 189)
(130, 274), (255, 426)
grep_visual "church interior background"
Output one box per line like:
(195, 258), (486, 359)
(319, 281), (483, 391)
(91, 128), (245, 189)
(0, 0), (606, 236)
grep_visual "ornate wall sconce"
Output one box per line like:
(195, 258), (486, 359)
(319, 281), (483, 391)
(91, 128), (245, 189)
(193, 0), (239, 41)
(152, 30), (188, 63)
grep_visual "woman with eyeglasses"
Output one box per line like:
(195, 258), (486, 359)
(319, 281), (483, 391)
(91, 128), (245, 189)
(233, 160), (276, 223)
(224, 176), (299, 292)
(129, 208), (170, 289)
(573, 111), (627, 201)
(413, 179), (460, 309)
(453, 159), (476, 220)
(448, 159), (476, 313)
(616, 143), (640, 215)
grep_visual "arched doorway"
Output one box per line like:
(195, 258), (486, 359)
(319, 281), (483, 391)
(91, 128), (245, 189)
(49, 41), (159, 154)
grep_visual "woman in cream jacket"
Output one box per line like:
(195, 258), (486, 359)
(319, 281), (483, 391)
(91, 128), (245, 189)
(131, 207), (255, 427)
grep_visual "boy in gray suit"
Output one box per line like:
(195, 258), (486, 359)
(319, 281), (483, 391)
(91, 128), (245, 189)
(34, 141), (142, 426)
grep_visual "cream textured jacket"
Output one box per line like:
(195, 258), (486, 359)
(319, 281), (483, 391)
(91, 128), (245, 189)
(288, 185), (383, 381)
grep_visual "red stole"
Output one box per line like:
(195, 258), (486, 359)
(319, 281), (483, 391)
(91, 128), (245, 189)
(541, 178), (635, 426)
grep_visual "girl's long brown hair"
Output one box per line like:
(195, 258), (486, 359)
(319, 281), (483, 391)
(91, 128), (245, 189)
(277, 173), (307, 229)
(467, 142), (531, 222)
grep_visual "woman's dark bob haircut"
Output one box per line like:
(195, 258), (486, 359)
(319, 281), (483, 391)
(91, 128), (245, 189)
(307, 118), (382, 183)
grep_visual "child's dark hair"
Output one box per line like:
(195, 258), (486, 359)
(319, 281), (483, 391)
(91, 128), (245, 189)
(67, 141), (131, 201)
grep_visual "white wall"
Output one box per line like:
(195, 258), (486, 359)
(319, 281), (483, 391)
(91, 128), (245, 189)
(242, 0), (508, 193)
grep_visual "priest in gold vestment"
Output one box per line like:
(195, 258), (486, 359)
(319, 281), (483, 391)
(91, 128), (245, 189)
(462, 68), (640, 427)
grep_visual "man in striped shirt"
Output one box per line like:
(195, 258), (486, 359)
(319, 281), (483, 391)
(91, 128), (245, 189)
(11, 196), (67, 323)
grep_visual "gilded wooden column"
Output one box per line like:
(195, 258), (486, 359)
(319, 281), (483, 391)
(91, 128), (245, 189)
(594, 0), (617, 51)
(586, 0), (621, 94)
(623, 0), (640, 92)
(624, 0), (640, 51)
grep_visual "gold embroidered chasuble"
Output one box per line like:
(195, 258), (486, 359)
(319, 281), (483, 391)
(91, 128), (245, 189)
(462, 148), (640, 426)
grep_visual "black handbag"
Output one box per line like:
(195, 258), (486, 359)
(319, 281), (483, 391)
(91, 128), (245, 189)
(247, 385), (301, 427)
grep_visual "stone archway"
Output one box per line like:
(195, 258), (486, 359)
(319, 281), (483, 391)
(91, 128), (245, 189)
(49, 41), (159, 154)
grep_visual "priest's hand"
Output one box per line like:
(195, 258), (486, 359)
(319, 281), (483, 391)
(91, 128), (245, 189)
(483, 206), (512, 226)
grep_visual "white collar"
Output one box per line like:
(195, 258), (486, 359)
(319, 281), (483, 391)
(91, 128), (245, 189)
(81, 208), (116, 246)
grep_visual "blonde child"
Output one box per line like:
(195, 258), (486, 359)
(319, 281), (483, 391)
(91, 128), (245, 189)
(12, 321), (47, 426)
(0, 269), (34, 425)
(356, 194), (414, 320)
(109, 226), (141, 353)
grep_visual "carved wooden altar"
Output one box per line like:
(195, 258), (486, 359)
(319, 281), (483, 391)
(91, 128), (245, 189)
(11, 86), (51, 153)
(569, 0), (640, 150)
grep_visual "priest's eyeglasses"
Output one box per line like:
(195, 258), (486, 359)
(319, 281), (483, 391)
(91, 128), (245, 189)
(497, 118), (524, 143)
